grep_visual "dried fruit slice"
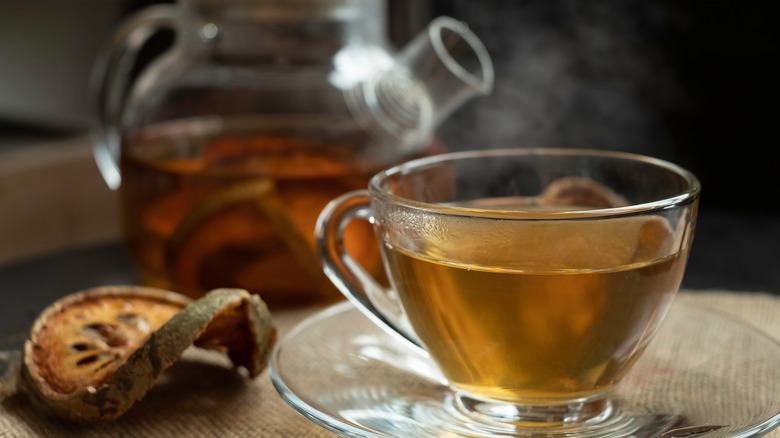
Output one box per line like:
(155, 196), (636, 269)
(165, 179), (338, 303)
(23, 286), (190, 397)
(22, 287), (275, 422)
(164, 182), (280, 297)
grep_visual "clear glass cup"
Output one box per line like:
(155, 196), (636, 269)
(316, 148), (700, 435)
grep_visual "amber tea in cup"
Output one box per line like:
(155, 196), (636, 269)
(316, 148), (699, 432)
(384, 216), (686, 405)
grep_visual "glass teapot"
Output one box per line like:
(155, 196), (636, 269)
(92, 0), (493, 306)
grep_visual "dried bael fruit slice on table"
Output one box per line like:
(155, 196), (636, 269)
(21, 286), (275, 422)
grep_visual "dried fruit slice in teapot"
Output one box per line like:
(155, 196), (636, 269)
(164, 181), (284, 297)
(164, 179), (339, 303)
(22, 286), (275, 422)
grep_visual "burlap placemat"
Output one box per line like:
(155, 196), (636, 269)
(1, 290), (778, 438)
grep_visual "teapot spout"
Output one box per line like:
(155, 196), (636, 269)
(397, 16), (494, 126)
(345, 16), (493, 155)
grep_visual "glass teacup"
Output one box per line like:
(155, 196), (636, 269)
(316, 148), (699, 433)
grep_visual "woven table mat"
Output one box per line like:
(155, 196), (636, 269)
(1, 290), (778, 438)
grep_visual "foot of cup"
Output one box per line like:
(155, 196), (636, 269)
(453, 392), (612, 427)
(444, 391), (684, 437)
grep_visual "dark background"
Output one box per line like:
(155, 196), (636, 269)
(1, 0), (778, 303)
(432, 1), (778, 214)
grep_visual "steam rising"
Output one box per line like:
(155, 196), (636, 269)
(438, 1), (683, 157)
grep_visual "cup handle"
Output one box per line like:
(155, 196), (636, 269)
(316, 190), (425, 352)
(90, 4), (180, 190)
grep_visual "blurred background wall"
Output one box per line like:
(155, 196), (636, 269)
(0, 0), (124, 130)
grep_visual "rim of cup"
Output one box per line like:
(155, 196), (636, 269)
(369, 148), (701, 220)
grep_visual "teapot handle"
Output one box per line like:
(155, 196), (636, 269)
(91, 5), (179, 190)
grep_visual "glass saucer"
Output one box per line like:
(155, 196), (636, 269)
(270, 300), (780, 438)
